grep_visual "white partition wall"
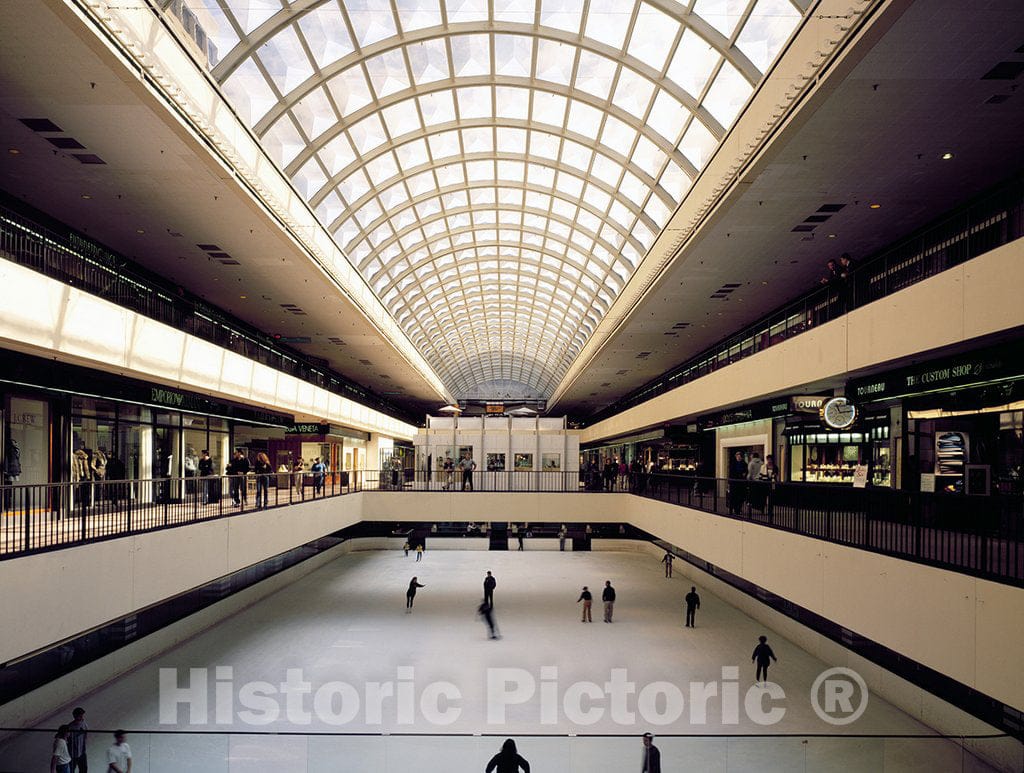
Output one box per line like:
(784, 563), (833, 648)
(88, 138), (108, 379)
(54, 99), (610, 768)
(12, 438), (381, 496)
(415, 416), (580, 491)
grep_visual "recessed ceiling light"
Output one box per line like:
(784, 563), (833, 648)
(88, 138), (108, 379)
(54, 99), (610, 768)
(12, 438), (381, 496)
(941, 152), (954, 160)
(8, 148), (20, 155)
(827, 233), (837, 238)
(869, 203), (881, 209)
(136, 229), (145, 234)
(239, 295), (247, 299)
(81, 194), (91, 199)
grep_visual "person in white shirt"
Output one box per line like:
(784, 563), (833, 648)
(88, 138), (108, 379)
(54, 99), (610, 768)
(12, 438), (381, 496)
(107, 730), (132, 773)
(50, 725), (71, 773)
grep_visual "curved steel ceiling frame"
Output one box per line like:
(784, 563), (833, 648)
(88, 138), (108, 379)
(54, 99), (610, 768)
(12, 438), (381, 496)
(199, 0), (806, 398)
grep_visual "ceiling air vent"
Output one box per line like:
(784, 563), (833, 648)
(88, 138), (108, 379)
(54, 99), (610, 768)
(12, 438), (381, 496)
(803, 215), (831, 223)
(327, 337), (346, 346)
(636, 352), (651, 359)
(279, 304), (307, 315)
(671, 322), (691, 329)
(791, 224), (816, 232)
(816, 204), (846, 213)
(359, 359), (373, 366)
(73, 154), (106, 165)
(986, 94), (1011, 104)
(46, 137), (85, 149)
(197, 243), (221, 251)
(981, 61), (1024, 80)
(600, 382), (611, 387)
(19, 118), (63, 132)
(615, 369), (629, 375)
(710, 283), (741, 299)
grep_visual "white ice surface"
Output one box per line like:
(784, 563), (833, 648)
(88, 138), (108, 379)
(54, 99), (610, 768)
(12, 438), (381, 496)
(0, 550), (996, 771)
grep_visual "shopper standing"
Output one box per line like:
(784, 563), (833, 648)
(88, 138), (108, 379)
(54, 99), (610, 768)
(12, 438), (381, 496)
(460, 453), (477, 491)
(485, 738), (530, 772)
(406, 577), (425, 612)
(198, 449), (214, 504)
(106, 730), (132, 773)
(253, 452), (272, 508)
(684, 586), (701, 628)
(728, 450), (747, 514)
(752, 635), (778, 685)
(602, 580), (616, 622)
(577, 586), (593, 622)
(484, 571), (496, 607)
(50, 725), (71, 773)
(67, 707), (88, 773)
(641, 732), (661, 773)
(661, 551), (674, 578)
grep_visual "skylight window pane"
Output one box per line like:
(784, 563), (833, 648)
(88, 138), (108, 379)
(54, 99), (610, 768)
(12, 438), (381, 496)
(584, 0), (630, 51)
(658, 161), (690, 201)
(590, 153), (623, 187)
(466, 159), (494, 180)
(428, 129), (462, 159)
(539, 0), (584, 35)
(395, 138), (430, 170)
(380, 180), (410, 210)
(223, 0), (278, 35)
(326, 67), (374, 117)
(576, 207), (600, 234)
(644, 193), (672, 228)
(627, 3), (680, 72)
(527, 163), (556, 188)
(497, 160), (525, 181)
(702, 60), (752, 128)
(348, 113), (388, 154)
(567, 100), (604, 139)
(340, 169), (373, 205)
(693, 0), (748, 39)
(551, 197), (576, 220)
(365, 153), (399, 187)
(190, 1), (238, 60)
(535, 39), (575, 86)
(646, 89), (688, 145)
(292, 158), (329, 199)
(600, 115), (638, 154)
(631, 133), (666, 173)
(457, 86), (493, 119)
(436, 163), (466, 187)
(496, 127), (528, 154)
(528, 130), (561, 161)
(531, 92), (567, 127)
(407, 38), (451, 85)
(447, 0), (489, 24)
(462, 126), (494, 153)
(559, 139), (592, 172)
(381, 101), (421, 140)
(736, 0), (802, 72)
(345, 0), (398, 47)
(494, 87), (531, 120)
(574, 50), (617, 101)
(290, 87), (337, 141)
(318, 132), (357, 175)
(297, 3), (355, 69)
(221, 57), (278, 126)
(365, 49), (412, 98)
(582, 182), (611, 212)
(679, 119), (718, 169)
(395, 0), (443, 32)
(619, 170), (647, 203)
(263, 115), (306, 167)
(450, 34), (491, 78)
(417, 197), (444, 218)
(666, 29), (720, 99)
(408, 169), (439, 195)
(419, 90), (457, 126)
(612, 67), (655, 116)
(525, 191), (551, 211)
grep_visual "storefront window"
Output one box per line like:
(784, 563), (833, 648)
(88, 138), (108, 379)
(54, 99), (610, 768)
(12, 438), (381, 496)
(6, 397), (49, 487)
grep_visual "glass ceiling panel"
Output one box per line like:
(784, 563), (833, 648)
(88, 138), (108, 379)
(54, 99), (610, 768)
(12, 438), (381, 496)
(209, 0), (807, 397)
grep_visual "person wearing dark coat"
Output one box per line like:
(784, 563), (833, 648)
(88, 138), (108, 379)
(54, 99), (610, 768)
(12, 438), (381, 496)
(641, 732), (661, 773)
(406, 577), (425, 613)
(752, 635), (778, 684)
(577, 586), (593, 622)
(484, 571), (496, 606)
(478, 599), (500, 640)
(485, 738), (530, 772)
(684, 587), (701, 627)
(728, 450), (748, 514)
(602, 580), (616, 623)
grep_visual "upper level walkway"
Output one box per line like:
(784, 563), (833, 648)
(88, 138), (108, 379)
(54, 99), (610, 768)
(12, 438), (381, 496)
(3, 470), (1020, 587)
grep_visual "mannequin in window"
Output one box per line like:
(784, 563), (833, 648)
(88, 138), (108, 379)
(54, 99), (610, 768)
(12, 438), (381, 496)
(184, 446), (198, 497)
(91, 447), (108, 503)
(2, 436), (21, 510)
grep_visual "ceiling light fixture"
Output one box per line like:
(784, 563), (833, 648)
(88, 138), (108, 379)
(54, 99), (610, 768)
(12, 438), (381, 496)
(869, 203), (881, 209)
(136, 229), (145, 234)
(827, 233), (837, 238)
(941, 152), (954, 160)
(81, 194), (91, 199)
(8, 148), (20, 155)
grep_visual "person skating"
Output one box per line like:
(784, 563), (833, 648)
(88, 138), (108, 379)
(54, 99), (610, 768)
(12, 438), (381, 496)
(752, 634), (778, 685)
(577, 586), (593, 622)
(684, 586), (701, 627)
(602, 580), (616, 623)
(406, 577), (425, 612)
(478, 598), (500, 640)
(484, 570), (496, 607)
(403, 541), (410, 557)
(485, 738), (530, 772)
(661, 551), (674, 578)
(416, 544), (424, 562)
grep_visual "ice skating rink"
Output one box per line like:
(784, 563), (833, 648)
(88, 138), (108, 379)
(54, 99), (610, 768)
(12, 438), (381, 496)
(0, 549), (997, 771)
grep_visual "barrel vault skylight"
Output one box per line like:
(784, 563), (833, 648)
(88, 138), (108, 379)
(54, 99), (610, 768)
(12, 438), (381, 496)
(196, 0), (807, 398)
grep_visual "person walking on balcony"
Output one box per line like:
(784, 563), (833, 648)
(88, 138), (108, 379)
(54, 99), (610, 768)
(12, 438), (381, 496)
(728, 451), (747, 515)
(198, 449), (214, 504)
(254, 452), (272, 508)
(460, 453), (477, 491)
(684, 586), (701, 628)
(311, 457), (327, 496)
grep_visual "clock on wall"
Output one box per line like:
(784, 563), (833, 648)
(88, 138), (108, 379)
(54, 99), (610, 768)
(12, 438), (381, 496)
(821, 397), (857, 429)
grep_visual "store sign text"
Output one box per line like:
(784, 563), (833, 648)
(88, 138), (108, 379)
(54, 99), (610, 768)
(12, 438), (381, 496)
(905, 362), (980, 388)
